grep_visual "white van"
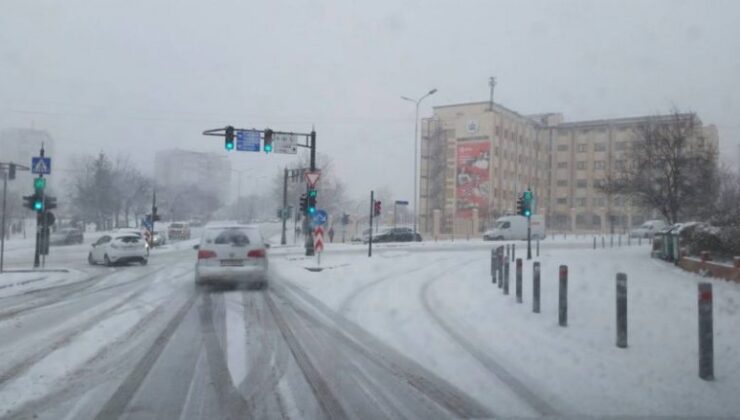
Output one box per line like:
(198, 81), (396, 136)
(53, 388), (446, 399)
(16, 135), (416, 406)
(483, 215), (546, 241)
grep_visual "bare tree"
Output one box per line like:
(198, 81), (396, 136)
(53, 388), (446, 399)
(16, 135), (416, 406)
(599, 110), (717, 224)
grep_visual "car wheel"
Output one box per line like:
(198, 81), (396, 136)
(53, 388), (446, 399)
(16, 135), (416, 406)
(140, 258), (148, 266)
(104, 255), (112, 267)
(88, 253), (95, 265)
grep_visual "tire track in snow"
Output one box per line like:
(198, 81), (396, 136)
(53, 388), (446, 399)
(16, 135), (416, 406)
(272, 280), (494, 418)
(419, 264), (563, 417)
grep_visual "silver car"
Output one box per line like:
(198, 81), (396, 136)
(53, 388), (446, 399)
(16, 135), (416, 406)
(194, 224), (269, 289)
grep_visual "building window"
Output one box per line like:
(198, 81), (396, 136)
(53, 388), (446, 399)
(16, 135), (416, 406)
(575, 198), (587, 207)
(594, 143), (606, 152)
(614, 160), (626, 170)
(615, 141), (627, 151)
(594, 161), (606, 170)
(593, 197), (606, 207)
(556, 197), (568, 205)
(576, 161), (586, 170)
(557, 162), (568, 169)
(593, 179), (604, 188)
(614, 196), (623, 206)
(576, 179), (588, 188)
(556, 179), (568, 187)
(495, 126), (501, 136)
(494, 147), (500, 157)
(557, 144), (568, 151)
(577, 144), (587, 153)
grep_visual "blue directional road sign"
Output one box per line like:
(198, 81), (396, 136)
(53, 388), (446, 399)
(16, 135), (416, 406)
(142, 219), (153, 230)
(31, 157), (51, 175)
(312, 209), (328, 227)
(236, 130), (261, 152)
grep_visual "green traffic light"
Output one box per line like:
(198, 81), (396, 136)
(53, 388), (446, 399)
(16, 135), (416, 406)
(524, 191), (532, 200)
(34, 200), (43, 211)
(308, 189), (317, 197)
(34, 178), (46, 190)
(308, 207), (316, 214)
(225, 141), (234, 151)
(264, 144), (272, 153)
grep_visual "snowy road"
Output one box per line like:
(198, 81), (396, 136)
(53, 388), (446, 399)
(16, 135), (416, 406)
(1, 235), (739, 419)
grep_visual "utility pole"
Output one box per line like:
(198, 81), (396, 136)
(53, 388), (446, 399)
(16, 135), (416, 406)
(368, 190), (374, 257)
(281, 167), (288, 245)
(0, 168), (7, 272)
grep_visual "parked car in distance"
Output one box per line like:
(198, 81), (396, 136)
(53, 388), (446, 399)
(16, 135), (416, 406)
(50, 228), (84, 245)
(151, 231), (166, 247)
(194, 224), (269, 289)
(168, 222), (191, 240)
(364, 227), (422, 243)
(88, 234), (148, 266)
(483, 215), (546, 241)
(629, 220), (667, 238)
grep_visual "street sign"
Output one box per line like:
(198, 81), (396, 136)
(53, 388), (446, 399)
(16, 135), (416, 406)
(142, 219), (153, 230)
(236, 130), (261, 152)
(314, 226), (324, 253)
(273, 133), (298, 154)
(312, 209), (328, 226)
(31, 157), (51, 175)
(304, 171), (321, 188)
(395, 200), (409, 205)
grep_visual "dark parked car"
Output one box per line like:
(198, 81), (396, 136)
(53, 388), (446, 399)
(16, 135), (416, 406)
(366, 227), (422, 243)
(50, 228), (84, 245)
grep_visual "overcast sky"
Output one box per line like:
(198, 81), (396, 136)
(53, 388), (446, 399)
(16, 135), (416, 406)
(2, 0), (739, 203)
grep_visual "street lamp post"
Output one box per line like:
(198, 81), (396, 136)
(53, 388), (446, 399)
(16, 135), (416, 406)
(401, 88), (437, 237)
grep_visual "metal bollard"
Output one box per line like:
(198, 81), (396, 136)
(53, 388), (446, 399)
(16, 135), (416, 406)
(593, 236), (597, 250)
(506, 244), (510, 261)
(536, 237), (540, 257)
(602, 236), (605, 249)
(616, 273), (628, 348)
(628, 235), (631, 246)
(610, 235), (614, 248)
(618, 235), (622, 247)
(638, 236), (642, 246)
(491, 249), (497, 284)
(698, 283), (714, 380)
(515, 258), (523, 303)
(533, 262), (540, 313)
(503, 261), (510, 295)
(559, 265), (568, 326)
(498, 255), (504, 289)
(511, 244), (516, 262)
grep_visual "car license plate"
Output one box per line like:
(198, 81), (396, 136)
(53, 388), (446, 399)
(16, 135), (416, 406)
(220, 259), (244, 267)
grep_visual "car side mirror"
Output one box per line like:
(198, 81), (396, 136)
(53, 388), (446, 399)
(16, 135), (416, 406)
(193, 244), (200, 250)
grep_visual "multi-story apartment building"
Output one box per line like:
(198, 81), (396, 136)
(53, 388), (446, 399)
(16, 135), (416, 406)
(154, 149), (231, 205)
(419, 101), (718, 235)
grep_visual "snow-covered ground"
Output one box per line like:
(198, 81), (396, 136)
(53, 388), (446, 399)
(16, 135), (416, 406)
(270, 242), (740, 417)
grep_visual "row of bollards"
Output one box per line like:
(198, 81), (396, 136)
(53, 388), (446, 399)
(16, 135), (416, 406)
(488, 251), (715, 381)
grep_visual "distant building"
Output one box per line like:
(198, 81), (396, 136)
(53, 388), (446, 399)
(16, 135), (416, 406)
(154, 149), (231, 204)
(419, 101), (719, 235)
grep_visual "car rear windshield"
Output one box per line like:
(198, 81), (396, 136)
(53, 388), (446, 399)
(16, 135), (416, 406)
(116, 236), (141, 243)
(213, 229), (252, 246)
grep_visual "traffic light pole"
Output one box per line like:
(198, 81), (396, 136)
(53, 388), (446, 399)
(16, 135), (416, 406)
(368, 190), (374, 257)
(1, 169), (7, 272)
(527, 216), (532, 260)
(304, 130), (317, 256)
(281, 167), (288, 245)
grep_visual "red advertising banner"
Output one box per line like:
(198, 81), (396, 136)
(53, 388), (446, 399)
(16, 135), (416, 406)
(456, 141), (491, 218)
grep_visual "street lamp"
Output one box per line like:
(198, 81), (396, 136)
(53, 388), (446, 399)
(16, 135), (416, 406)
(401, 88), (437, 237)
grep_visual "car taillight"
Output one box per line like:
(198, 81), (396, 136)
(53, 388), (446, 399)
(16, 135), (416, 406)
(247, 249), (266, 258)
(198, 250), (217, 259)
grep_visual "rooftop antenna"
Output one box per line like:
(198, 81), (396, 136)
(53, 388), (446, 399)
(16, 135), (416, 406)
(488, 77), (496, 111)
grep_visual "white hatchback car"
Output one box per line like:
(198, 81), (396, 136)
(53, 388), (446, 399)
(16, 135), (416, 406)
(88, 234), (148, 266)
(194, 224), (269, 288)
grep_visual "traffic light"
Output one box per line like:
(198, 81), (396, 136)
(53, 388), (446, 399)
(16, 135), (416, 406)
(45, 196), (57, 211)
(263, 129), (273, 153)
(374, 201), (381, 216)
(8, 163), (15, 180)
(299, 193), (308, 213)
(225, 126), (235, 151)
(34, 177), (46, 190)
(23, 194), (42, 212)
(152, 206), (161, 221)
(341, 213), (350, 225)
(522, 190), (533, 218)
(516, 194), (524, 216)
